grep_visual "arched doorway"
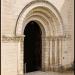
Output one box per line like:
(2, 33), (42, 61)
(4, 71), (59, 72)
(24, 21), (42, 73)
(15, 1), (64, 75)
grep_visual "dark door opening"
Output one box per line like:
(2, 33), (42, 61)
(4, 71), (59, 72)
(24, 21), (42, 73)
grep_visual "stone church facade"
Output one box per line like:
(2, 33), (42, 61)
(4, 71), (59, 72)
(1, 0), (74, 75)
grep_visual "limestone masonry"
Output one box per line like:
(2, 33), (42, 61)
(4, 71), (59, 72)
(1, 0), (74, 75)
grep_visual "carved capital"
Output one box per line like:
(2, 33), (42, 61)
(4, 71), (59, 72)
(42, 34), (71, 41)
(2, 35), (25, 42)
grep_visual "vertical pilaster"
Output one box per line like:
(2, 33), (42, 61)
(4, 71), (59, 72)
(57, 38), (62, 69)
(52, 39), (55, 71)
(55, 39), (58, 68)
(49, 39), (52, 69)
(43, 36), (64, 71)
(17, 36), (24, 75)
(44, 37), (50, 71)
(57, 39), (60, 68)
(48, 37), (50, 71)
(49, 38), (58, 71)
(59, 39), (62, 66)
(42, 37), (45, 71)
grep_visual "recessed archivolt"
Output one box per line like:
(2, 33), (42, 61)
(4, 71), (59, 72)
(23, 13), (53, 36)
(22, 15), (50, 36)
(15, 0), (64, 36)
(32, 7), (63, 35)
(26, 7), (58, 20)
(22, 7), (62, 36)
(24, 7), (58, 36)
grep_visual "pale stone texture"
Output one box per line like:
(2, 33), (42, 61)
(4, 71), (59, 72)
(1, 0), (74, 75)
(60, 0), (74, 66)
(1, 0), (66, 36)
(1, 42), (18, 75)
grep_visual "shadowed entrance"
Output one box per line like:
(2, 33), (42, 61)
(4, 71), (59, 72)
(24, 21), (42, 73)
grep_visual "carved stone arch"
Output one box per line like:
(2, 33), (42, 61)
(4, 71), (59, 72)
(22, 16), (48, 36)
(15, 0), (64, 36)
(15, 1), (65, 75)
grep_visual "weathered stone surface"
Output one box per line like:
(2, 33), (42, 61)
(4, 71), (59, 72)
(1, 0), (74, 75)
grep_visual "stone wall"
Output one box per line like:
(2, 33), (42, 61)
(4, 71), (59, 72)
(1, 42), (18, 75)
(1, 0), (74, 75)
(60, 0), (74, 66)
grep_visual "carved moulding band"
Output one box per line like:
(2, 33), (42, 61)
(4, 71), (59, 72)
(2, 34), (71, 42)
(42, 34), (71, 41)
(2, 35), (25, 42)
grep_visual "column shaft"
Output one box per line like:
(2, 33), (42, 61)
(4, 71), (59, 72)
(55, 39), (58, 67)
(59, 40), (62, 66)
(49, 39), (52, 69)
(44, 37), (50, 71)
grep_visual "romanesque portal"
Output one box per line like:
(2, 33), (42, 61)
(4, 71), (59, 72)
(1, 0), (73, 75)
(15, 1), (65, 75)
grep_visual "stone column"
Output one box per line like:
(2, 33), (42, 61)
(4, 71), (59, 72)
(57, 38), (62, 69)
(42, 36), (45, 71)
(52, 39), (55, 71)
(49, 39), (52, 70)
(54, 39), (58, 69)
(59, 39), (62, 67)
(44, 36), (50, 71)
(49, 38), (58, 71)
(47, 36), (64, 71)
(57, 39), (60, 69)
(17, 35), (25, 75)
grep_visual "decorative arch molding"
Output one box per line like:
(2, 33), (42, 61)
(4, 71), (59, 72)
(15, 0), (64, 36)
(14, 1), (68, 75)
(1, 1), (72, 75)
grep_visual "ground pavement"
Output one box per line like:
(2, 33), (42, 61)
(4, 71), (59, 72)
(25, 71), (74, 75)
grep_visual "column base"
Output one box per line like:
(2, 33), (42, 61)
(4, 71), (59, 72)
(42, 64), (62, 72)
(18, 71), (24, 75)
